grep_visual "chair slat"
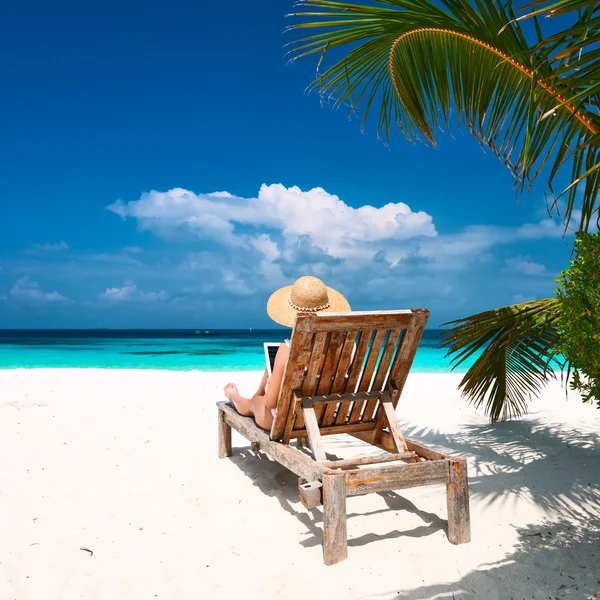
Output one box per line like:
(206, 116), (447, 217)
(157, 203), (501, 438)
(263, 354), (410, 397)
(293, 332), (324, 433)
(331, 331), (360, 426)
(318, 332), (346, 426)
(362, 329), (402, 421)
(348, 329), (388, 424)
(282, 393), (302, 445)
(342, 330), (372, 426)
(311, 311), (413, 331)
(302, 399), (327, 462)
(345, 330), (372, 394)
(271, 327), (314, 441)
(302, 332), (330, 396)
(372, 311), (429, 443)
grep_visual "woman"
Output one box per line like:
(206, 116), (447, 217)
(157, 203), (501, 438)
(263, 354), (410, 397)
(224, 275), (350, 430)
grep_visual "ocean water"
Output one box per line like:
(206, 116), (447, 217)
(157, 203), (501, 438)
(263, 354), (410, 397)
(0, 329), (474, 373)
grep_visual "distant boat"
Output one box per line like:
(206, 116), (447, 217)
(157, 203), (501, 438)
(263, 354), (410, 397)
(184, 330), (215, 336)
(249, 327), (253, 332)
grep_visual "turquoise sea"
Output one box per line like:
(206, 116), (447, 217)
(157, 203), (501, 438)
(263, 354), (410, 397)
(0, 329), (473, 372)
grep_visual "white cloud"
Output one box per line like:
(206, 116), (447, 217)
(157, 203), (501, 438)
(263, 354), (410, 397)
(32, 241), (69, 251)
(99, 280), (167, 303)
(0, 294), (6, 301)
(108, 183), (437, 263)
(10, 277), (69, 303)
(123, 246), (142, 254)
(414, 220), (565, 271)
(98, 183), (573, 321)
(506, 257), (547, 275)
(108, 184), (569, 274)
(100, 280), (137, 301)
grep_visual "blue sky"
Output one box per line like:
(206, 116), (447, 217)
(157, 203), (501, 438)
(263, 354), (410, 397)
(0, 0), (575, 328)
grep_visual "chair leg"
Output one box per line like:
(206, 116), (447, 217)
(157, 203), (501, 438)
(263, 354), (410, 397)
(447, 459), (471, 544)
(322, 471), (347, 565)
(217, 407), (232, 458)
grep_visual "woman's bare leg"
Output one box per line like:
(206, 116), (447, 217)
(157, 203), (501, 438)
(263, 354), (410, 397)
(255, 368), (269, 396)
(223, 383), (253, 417)
(224, 367), (274, 429)
(251, 395), (274, 431)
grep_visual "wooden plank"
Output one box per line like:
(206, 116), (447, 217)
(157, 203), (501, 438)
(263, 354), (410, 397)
(362, 329), (401, 421)
(381, 393), (408, 452)
(406, 437), (450, 461)
(351, 430), (394, 452)
(346, 460), (449, 496)
(322, 470), (348, 565)
(350, 431), (450, 461)
(371, 329), (402, 391)
(290, 420), (376, 439)
(313, 311), (413, 331)
(343, 330), (371, 394)
(330, 330), (358, 393)
(372, 311), (429, 443)
(303, 331), (330, 395)
(303, 391), (382, 404)
(217, 402), (324, 481)
(322, 451), (415, 470)
(348, 329), (387, 423)
(270, 325), (314, 441)
(388, 311), (429, 409)
(447, 458), (471, 544)
(331, 331), (359, 425)
(298, 480), (323, 509)
(295, 331), (329, 431)
(217, 406), (232, 458)
(282, 393), (301, 445)
(317, 331), (345, 424)
(302, 399), (327, 462)
(358, 329), (388, 392)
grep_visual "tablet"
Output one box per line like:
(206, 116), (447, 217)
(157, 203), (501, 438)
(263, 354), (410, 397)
(264, 342), (280, 377)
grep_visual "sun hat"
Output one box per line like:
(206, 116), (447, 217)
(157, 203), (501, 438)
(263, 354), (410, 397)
(267, 276), (351, 327)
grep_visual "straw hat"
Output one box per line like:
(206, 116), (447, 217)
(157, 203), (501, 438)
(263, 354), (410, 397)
(267, 276), (350, 327)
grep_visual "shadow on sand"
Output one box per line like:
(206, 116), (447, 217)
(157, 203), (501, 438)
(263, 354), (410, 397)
(228, 417), (600, 597)
(229, 448), (446, 549)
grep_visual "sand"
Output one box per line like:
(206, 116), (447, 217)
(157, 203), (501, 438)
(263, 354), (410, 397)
(0, 369), (599, 600)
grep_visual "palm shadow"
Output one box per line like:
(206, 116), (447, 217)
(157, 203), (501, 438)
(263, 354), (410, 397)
(403, 418), (600, 519)
(364, 517), (600, 599)
(227, 415), (600, 560)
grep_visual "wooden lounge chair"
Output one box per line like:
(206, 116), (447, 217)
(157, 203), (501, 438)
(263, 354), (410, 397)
(216, 309), (471, 565)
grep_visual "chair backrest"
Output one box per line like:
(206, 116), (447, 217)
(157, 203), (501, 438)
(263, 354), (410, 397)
(270, 309), (429, 442)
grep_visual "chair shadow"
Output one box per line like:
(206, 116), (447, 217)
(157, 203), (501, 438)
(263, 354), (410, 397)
(228, 446), (446, 550)
(226, 414), (600, 556)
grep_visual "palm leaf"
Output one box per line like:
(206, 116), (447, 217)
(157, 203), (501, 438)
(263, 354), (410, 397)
(440, 298), (563, 422)
(289, 0), (600, 231)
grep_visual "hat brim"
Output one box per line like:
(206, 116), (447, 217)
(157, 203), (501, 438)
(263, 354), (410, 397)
(267, 284), (351, 328)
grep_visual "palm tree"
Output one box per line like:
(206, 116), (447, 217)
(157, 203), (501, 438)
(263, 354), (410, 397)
(289, 0), (600, 421)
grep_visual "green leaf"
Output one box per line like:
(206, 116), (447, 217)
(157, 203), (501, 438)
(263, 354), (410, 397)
(440, 299), (563, 422)
(289, 0), (600, 232)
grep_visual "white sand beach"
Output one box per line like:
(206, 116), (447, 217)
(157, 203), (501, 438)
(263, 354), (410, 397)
(1, 369), (599, 600)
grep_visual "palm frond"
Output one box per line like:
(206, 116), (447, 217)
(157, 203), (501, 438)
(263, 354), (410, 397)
(289, 0), (600, 232)
(440, 298), (563, 422)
